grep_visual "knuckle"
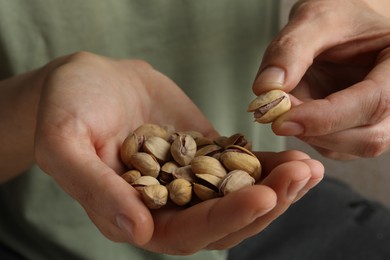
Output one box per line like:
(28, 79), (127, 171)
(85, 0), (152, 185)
(66, 51), (102, 63)
(129, 59), (154, 69)
(362, 129), (389, 157)
(291, 0), (334, 23)
(369, 88), (390, 124)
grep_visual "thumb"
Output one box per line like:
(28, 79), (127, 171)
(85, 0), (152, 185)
(252, 2), (344, 95)
(35, 137), (154, 246)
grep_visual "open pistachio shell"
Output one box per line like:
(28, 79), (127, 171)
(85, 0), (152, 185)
(220, 145), (261, 181)
(191, 156), (227, 178)
(247, 90), (291, 123)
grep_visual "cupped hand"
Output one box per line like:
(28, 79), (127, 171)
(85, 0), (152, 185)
(34, 52), (323, 255)
(253, 0), (390, 159)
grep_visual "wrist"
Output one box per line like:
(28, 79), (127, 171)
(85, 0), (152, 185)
(0, 66), (48, 182)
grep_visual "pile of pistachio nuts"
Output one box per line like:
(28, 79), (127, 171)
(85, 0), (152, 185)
(120, 124), (262, 209)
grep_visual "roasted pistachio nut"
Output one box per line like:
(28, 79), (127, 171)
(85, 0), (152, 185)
(121, 170), (141, 184)
(195, 144), (222, 157)
(130, 152), (160, 178)
(247, 90), (291, 123)
(143, 136), (172, 163)
(132, 176), (160, 191)
(193, 183), (220, 201)
(170, 133), (197, 166)
(134, 123), (170, 140)
(141, 184), (168, 209)
(159, 161), (180, 184)
(220, 145), (262, 181)
(219, 170), (255, 196)
(168, 178), (193, 206)
(172, 165), (197, 183)
(195, 173), (222, 188)
(120, 133), (144, 169)
(191, 156), (227, 178)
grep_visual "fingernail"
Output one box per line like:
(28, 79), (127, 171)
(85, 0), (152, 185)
(277, 121), (304, 136)
(255, 67), (285, 88)
(116, 214), (134, 242)
(287, 178), (309, 201)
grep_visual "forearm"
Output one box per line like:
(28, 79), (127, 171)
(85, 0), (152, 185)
(0, 69), (43, 183)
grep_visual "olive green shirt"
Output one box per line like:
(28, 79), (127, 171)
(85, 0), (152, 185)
(0, 0), (283, 259)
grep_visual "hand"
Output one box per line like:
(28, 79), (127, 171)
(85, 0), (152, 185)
(253, 0), (390, 159)
(34, 52), (323, 254)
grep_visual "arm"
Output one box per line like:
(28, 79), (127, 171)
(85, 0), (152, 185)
(0, 69), (43, 182)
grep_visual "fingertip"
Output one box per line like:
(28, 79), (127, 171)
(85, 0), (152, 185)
(224, 185), (277, 220)
(252, 66), (286, 95)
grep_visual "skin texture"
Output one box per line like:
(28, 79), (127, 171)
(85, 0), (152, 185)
(253, 0), (390, 160)
(0, 52), (324, 255)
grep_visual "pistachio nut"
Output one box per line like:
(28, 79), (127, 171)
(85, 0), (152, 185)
(132, 175), (160, 191)
(195, 173), (222, 188)
(143, 136), (172, 163)
(191, 155), (227, 178)
(219, 170), (255, 196)
(220, 145), (261, 181)
(195, 144), (222, 157)
(170, 133), (197, 166)
(141, 184), (168, 209)
(159, 161), (180, 184)
(172, 165), (197, 183)
(247, 90), (291, 123)
(120, 133), (144, 169)
(194, 136), (214, 148)
(130, 152), (160, 178)
(168, 178), (193, 206)
(134, 123), (170, 140)
(121, 170), (141, 184)
(193, 183), (220, 201)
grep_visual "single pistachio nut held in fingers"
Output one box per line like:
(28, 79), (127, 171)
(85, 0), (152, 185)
(247, 90), (291, 123)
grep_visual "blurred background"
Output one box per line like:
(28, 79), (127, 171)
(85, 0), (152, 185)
(281, 0), (390, 208)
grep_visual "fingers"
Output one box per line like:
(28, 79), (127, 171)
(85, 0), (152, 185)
(206, 158), (324, 250)
(253, 0), (351, 94)
(148, 185), (277, 255)
(35, 135), (154, 246)
(271, 47), (390, 158)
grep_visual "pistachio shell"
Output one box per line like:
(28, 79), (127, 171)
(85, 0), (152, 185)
(159, 161), (180, 184)
(195, 173), (222, 188)
(191, 156), (227, 178)
(143, 136), (172, 163)
(132, 175), (160, 191)
(170, 134), (197, 166)
(193, 183), (220, 201)
(120, 133), (144, 169)
(172, 165), (197, 183)
(219, 170), (255, 195)
(220, 145), (261, 181)
(130, 152), (160, 178)
(195, 144), (222, 157)
(247, 90), (291, 123)
(141, 184), (168, 209)
(168, 178), (193, 206)
(194, 136), (215, 148)
(121, 170), (141, 184)
(134, 123), (170, 140)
